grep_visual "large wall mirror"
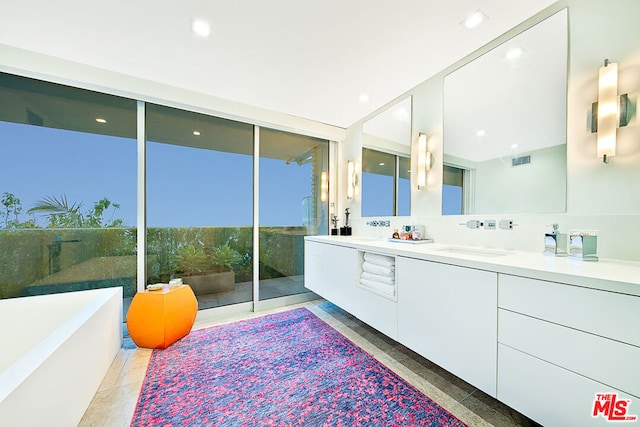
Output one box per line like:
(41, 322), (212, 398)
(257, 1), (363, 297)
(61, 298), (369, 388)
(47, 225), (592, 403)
(361, 96), (412, 217)
(443, 9), (568, 215)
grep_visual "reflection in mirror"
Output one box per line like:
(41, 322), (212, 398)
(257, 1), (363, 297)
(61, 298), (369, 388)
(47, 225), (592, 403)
(443, 9), (567, 215)
(361, 148), (410, 216)
(362, 148), (395, 216)
(362, 96), (412, 217)
(398, 156), (410, 216)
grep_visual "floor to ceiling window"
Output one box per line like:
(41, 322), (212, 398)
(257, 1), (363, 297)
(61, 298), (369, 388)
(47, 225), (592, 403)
(0, 72), (137, 304)
(0, 72), (332, 311)
(145, 104), (254, 310)
(258, 128), (329, 301)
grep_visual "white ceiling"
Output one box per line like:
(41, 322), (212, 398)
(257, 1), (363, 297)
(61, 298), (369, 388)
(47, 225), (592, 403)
(0, 0), (557, 129)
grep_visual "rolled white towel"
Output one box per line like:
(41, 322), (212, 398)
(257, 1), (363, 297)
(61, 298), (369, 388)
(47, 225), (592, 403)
(362, 261), (394, 277)
(360, 278), (395, 297)
(363, 252), (395, 268)
(361, 271), (395, 286)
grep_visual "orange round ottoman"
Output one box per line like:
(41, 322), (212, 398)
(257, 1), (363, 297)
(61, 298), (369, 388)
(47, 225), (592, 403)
(126, 284), (197, 349)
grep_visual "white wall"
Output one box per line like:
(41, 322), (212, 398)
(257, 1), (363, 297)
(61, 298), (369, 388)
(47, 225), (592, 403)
(565, 0), (640, 215)
(347, 0), (640, 262)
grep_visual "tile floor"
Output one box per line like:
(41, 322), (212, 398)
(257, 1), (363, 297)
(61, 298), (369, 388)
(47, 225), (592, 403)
(80, 300), (540, 426)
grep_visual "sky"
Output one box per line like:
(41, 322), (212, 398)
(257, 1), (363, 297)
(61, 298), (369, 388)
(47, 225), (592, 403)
(1, 121), (317, 228)
(362, 172), (410, 217)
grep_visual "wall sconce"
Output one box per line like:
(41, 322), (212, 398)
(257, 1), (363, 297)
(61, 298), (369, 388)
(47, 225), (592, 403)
(417, 133), (433, 189)
(346, 161), (356, 199)
(320, 171), (328, 202)
(591, 59), (631, 164)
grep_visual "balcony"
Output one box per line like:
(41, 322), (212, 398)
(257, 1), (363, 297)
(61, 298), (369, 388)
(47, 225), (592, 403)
(0, 226), (313, 313)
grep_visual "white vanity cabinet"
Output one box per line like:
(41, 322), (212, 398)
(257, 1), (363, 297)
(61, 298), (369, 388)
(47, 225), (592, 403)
(304, 236), (640, 427)
(497, 274), (640, 426)
(304, 240), (359, 314)
(396, 256), (498, 397)
(305, 240), (399, 337)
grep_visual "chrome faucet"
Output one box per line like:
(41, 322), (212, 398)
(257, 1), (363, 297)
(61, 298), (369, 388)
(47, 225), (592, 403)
(569, 232), (599, 261)
(544, 223), (567, 256)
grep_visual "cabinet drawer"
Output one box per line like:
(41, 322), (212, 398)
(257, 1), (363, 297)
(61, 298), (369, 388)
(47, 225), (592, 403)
(498, 274), (640, 347)
(498, 344), (637, 427)
(499, 309), (640, 398)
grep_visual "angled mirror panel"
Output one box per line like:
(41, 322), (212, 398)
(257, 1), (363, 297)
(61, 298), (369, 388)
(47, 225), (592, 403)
(443, 9), (568, 215)
(362, 96), (412, 217)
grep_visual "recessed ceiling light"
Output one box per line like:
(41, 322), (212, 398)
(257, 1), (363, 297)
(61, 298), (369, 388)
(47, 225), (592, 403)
(193, 130), (201, 136)
(510, 143), (519, 149)
(379, 162), (385, 166)
(191, 18), (211, 38)
(95, 118), (106, 124)
(476, 130), (486, 137)
(359, 93), (370, 103)
(505, 47), (524, 60)
(463, 10), (488, 29)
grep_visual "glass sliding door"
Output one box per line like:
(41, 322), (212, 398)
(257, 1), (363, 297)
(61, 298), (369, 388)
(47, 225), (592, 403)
(1, 72), (333, 312)
(258, 128), (329, 301)
(0, 72), (137, 307)
(145, 104), (254, 309)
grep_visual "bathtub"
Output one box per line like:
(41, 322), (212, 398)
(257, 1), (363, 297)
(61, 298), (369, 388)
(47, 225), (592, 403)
(0, 287), (122, 426)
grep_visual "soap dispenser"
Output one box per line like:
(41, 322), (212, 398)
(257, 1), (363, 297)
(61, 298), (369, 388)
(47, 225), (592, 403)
(544, 224), (567, 256)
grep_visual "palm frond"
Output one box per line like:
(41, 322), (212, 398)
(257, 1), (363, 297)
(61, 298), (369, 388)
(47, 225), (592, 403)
(27, 194), (83, 214)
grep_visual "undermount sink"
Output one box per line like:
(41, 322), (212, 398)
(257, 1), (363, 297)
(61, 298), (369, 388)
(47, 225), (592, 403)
(435, 246), (511, 258)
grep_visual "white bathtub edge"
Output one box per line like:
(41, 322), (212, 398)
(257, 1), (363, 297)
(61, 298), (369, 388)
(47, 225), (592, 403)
(0, 287), (123, 425)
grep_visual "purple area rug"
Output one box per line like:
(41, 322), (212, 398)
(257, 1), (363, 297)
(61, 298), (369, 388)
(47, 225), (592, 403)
(131, 307), (466, 426)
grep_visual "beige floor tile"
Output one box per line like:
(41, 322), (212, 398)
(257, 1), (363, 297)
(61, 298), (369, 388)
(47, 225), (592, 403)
(80, 380), (144, 426)
(97, 350), (129, 392)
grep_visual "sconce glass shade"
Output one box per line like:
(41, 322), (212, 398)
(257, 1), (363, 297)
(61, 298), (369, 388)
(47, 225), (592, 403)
(347, 161), (355, 199)
(417, 133), (432, 189)
(597, 60), (618, 162)
(320, 171), (328, 202)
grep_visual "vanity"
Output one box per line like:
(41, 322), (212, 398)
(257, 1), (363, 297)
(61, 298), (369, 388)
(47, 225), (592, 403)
(304, 235), (640, 427)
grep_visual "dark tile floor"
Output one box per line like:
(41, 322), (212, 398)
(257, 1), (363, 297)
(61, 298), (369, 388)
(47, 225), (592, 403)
(315, 301), (541, 427)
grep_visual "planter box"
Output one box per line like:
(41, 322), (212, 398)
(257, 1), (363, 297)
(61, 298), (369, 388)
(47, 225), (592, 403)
(179, 271), (235, 296)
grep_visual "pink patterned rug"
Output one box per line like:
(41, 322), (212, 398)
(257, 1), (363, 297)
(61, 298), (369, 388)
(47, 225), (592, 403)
(131, 307), (466, 426)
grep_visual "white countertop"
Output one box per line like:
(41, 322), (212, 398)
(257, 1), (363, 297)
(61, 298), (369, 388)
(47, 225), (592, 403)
(305, 235), (640, 297)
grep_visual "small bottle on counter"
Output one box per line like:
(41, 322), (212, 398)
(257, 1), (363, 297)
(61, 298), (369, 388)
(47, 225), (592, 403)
(392, 229), (400, 239)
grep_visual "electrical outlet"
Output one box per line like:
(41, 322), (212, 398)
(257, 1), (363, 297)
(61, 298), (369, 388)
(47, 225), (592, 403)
(484, 220), (496, 230)
(466, 220), (481, 229)
(499, 220), (514, 230)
